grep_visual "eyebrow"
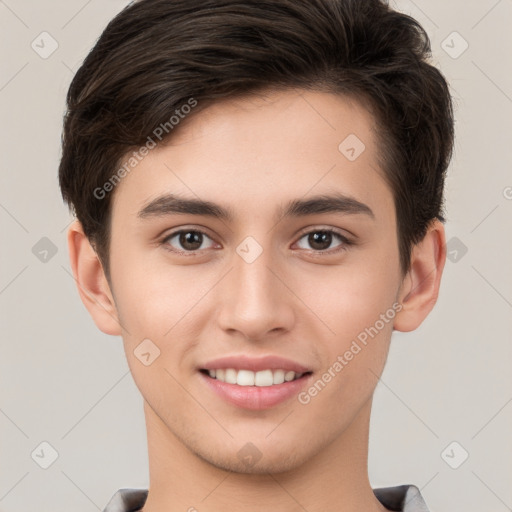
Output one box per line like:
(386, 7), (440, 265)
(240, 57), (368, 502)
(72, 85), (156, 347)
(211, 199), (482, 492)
(137, 192), (374, 222)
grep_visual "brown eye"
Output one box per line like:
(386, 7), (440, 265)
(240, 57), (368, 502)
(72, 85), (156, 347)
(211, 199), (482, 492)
(308, 231), (333, 250)
(163, 230), (215, 253)
(295, 229), (350, 253)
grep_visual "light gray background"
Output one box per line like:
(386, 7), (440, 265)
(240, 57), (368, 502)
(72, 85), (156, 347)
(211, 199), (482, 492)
(1, 1), (511, 511)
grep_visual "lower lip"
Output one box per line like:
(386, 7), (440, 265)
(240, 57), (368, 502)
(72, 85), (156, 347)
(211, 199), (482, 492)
(200, 372), (312, 410)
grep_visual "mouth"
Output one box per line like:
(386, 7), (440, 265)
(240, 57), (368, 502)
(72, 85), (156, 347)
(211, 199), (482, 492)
(198, 356), (314, 409)
(199, 368), (311, 386)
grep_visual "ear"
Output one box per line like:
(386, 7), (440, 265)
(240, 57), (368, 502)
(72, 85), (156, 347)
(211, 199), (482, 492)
(393, 219), (447, 332)
(67, 220), (122, 336)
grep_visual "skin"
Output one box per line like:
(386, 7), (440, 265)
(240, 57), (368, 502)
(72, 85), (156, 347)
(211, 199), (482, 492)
(68, 89), (446, 512)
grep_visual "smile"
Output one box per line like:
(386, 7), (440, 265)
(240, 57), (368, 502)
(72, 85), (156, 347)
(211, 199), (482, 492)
(201, 368), (307, 386)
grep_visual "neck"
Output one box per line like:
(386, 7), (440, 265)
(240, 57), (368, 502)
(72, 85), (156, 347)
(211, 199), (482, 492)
(139, 397), (389, 512)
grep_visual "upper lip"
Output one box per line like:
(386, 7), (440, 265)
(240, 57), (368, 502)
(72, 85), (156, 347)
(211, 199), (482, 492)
(200, 355), (311, 373)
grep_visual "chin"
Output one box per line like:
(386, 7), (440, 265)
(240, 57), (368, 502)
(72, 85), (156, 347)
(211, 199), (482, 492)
(186, 433), (316, 475)
(196, 448), (307, 475)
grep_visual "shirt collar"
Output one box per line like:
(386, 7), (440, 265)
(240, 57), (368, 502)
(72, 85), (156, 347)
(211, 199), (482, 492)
(103, 484), (429, 512)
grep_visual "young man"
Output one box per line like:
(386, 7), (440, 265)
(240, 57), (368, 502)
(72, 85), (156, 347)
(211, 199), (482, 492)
(58, 0), (454, 510)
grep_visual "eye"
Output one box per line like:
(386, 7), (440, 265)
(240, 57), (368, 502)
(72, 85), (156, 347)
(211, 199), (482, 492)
(294, 228), (351, 254)
(160, 227), (352, 256)
(162, 229), (217, 253)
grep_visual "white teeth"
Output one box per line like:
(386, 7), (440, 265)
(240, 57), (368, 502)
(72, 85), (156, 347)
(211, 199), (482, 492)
(284, 371), (295, 382)
(237, 370), (255, 386)
(273, 369), (285, 385)
(207, 368), (304, 386)
(254, 370), (273, 387)
(225, 368), (237, 384)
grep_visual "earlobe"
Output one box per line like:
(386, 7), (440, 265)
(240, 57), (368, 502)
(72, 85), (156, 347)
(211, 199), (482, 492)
(67, 220), (122, 336)
(393, 219), (447, 332)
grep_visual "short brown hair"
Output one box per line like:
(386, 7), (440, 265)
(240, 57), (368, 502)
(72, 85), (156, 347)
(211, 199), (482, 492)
(58, 0), (454, 280)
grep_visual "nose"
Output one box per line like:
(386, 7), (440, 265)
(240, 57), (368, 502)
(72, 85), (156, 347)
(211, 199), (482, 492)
(216, 244), (296, 341)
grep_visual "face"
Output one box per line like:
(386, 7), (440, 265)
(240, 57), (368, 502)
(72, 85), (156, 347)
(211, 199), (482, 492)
(106, 89), (405, 473)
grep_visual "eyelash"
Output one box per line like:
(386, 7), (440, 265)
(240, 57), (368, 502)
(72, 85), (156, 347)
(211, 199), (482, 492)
(160, 227), (353, 257)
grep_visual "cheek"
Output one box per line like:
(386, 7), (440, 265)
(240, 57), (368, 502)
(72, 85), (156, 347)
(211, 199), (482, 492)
(297, 246), (400, 403)
(303, 259), (399, 339)
(111, 257), (206, 402)
(110, 245), (210, 337)
(299, 289), (396, 425)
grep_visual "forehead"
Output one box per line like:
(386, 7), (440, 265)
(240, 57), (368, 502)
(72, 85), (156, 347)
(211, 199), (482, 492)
(110, 88), (393, 225)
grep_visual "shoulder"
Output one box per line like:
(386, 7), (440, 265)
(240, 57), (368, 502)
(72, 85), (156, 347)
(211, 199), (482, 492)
(102, 488), (148, 512)
(373, 484), (430, 512)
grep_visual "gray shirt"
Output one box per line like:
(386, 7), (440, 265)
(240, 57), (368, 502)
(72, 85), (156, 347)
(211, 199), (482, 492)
(102, 484), (430, 511)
